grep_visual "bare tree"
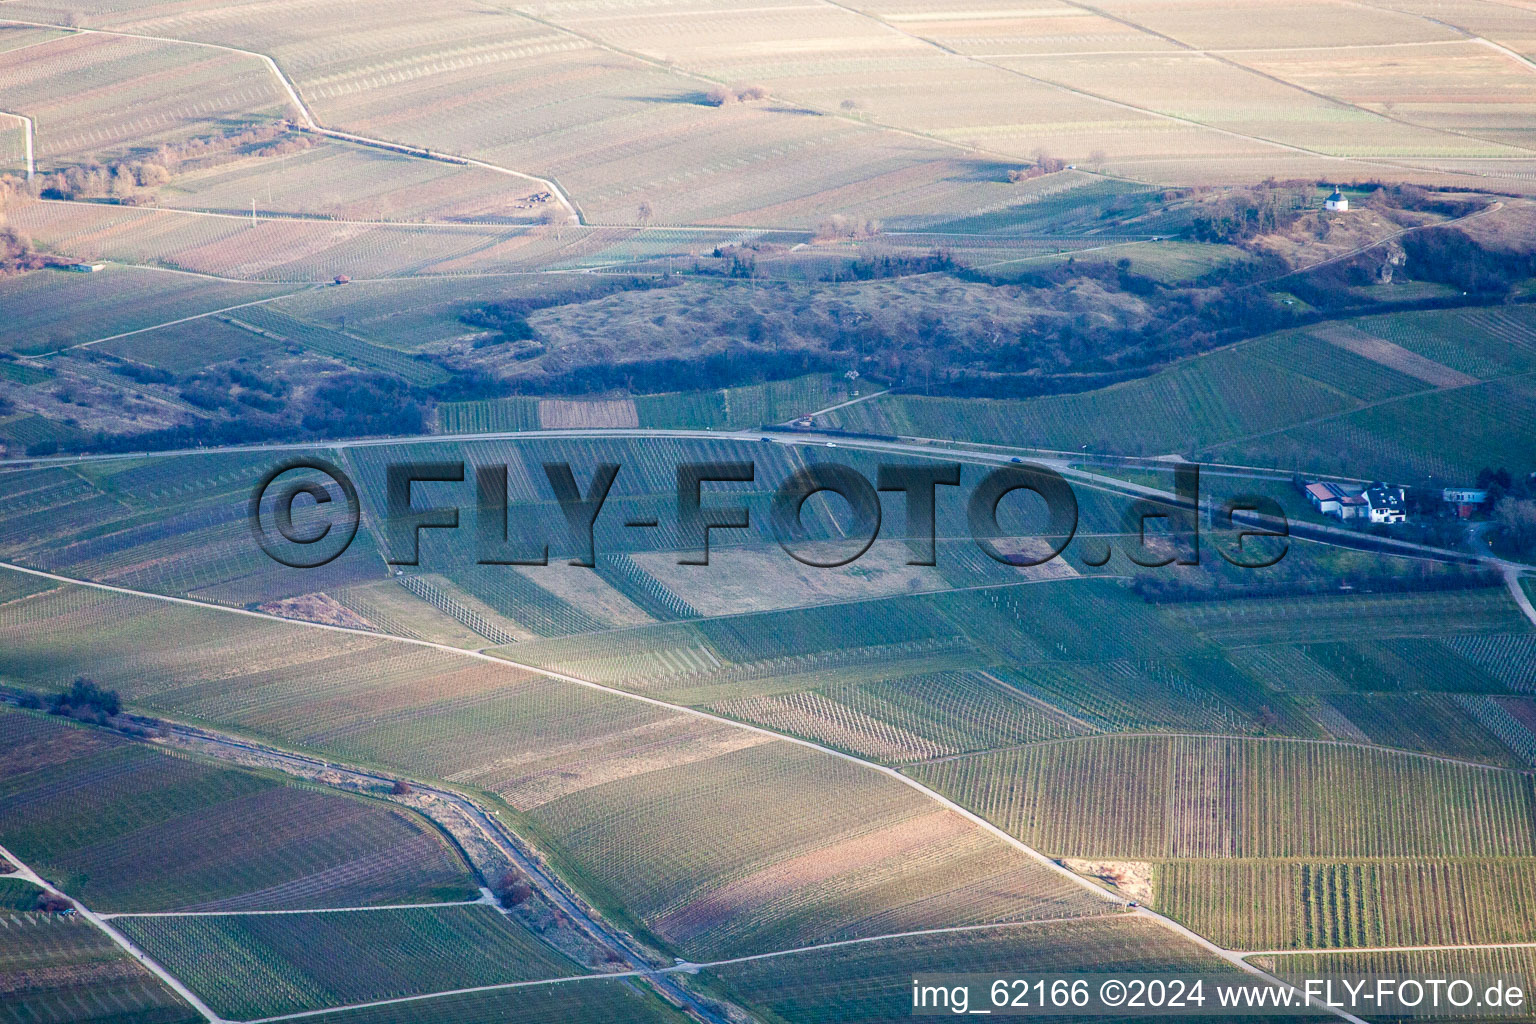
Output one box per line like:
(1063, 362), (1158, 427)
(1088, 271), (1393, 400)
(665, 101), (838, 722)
(1494, 497), (1536, 556)
(636, 201), (653, 225)
(840, 98), (861, 112)
(703, 84), (735, 106)
(1088, 149), (1107, 172)
(815, 214), (882, 240)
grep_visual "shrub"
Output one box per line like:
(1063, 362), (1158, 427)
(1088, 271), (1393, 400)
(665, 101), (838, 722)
(493, 871), (533, 908)
(36, 893), (73, 913)
(48, 678), (121, 721)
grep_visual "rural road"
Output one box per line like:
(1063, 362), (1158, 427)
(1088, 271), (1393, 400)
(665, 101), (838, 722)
(0, 426), (1519, 1024)
(5, 422), (1510, 576)
(0, 840), (228, 1023)
(154, 720), (733, 1024)
(0, 18), (585, 225)
(0, 552), (1378, 1024)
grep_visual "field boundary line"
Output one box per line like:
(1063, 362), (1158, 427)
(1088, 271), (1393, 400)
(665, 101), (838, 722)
(910, 730), (1536, 775)
(0, 840), (225, 1022)
(0, 424), (1514, 577)
(672, 915), (1105, 970)
(236, 917), (1117, 1024)
(0, 557), (1367, 1024)
(99, 897), (489, 920)
(0, 18), (584, 224)
(811, 0), (1489, 188)
(1199, 364), (1536, 458)
(1247, 939), (1536, 957)
(796, 387), (890, 420)
(62, 290), (310, 352)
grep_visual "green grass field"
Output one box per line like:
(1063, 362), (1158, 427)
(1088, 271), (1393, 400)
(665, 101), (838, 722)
(118, 904), (579, 1020)
(0, 877), (42, 912)
(0, 707), (475, 913)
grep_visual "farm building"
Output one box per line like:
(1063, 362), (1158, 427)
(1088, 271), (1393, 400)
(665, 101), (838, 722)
(1324, 190), (1349, 212)
(1443, 487), (1488, 518)
(1364, 483), (1408, 524)
(1304, 480), (1366, 520)
(64, 262), (106, 273)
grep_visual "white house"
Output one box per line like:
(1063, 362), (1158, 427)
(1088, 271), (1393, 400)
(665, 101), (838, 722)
(1443, 487), (1488, 519)
(1364, 483), (1408, 524)
(1324, 189), (1349, 212)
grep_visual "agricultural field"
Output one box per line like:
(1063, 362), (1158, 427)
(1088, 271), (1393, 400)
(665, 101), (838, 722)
(438, 374), (850, 433)
(1157, 858), (1536, 951)
(823, 303), (1536, 480)
(0, 266), (293, 354)
(0, 571), (1117, 964)
(0, 706), (477, 912)
(157, 138), (553, 224)
(0, 200), (608, 281)
(0, 909), (201, 1024)
(2, 0), (1536, 1013)
(117, 904), (579, 1020)
(914, 735), (1536, 860)
(697, 917), (1241, 1024)
(290, 978), (691, 1024)
(0, 32), (291, 168)
(523, 738), (1113, 960)
(0, 453), (388, 604)
(0, 878), (44, 912)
